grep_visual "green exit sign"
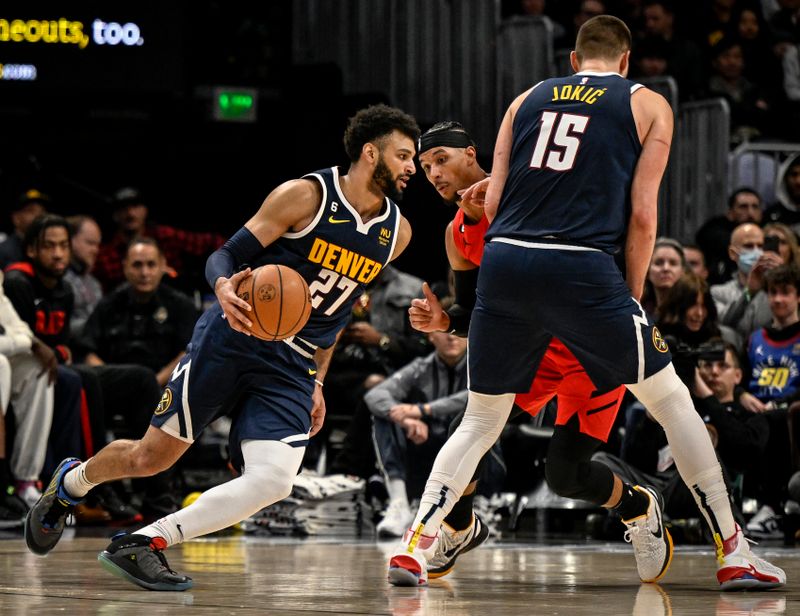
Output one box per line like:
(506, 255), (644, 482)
(213, 87), (257, 122)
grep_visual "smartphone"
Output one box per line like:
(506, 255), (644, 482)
(764, 235), (781, 254)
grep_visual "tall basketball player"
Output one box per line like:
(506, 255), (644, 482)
(25, 104), (420, 591)
(389, 16), (785, 591)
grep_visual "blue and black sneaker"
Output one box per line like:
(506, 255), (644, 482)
(24, 457), (82, 555)
(98, 533), (193, 591)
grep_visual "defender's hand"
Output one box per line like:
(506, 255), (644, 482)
(408, 282), (450, 333)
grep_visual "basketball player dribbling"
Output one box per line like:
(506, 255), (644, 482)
(389, 16), (785, 590)
(24, 104), (421, 591)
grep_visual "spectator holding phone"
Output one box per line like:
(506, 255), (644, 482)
(719, 223), (799, 342)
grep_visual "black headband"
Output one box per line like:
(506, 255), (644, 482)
(418, 130), (475, 155)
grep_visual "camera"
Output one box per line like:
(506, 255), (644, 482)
(663, 336), (726, 387)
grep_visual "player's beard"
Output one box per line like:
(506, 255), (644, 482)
(373, 154), (403, 202)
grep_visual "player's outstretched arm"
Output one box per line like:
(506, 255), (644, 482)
(626, 89), (674, 301)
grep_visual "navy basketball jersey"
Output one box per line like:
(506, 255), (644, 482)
(252, 166), (401, 348)
(487, 71), (644, 254)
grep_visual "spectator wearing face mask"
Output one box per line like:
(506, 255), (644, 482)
(710, 222), (765, 320)
(718, 223), (800, 342)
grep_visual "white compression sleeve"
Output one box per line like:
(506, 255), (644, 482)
(137, 439), (305, 546)
(627, 364), (736, 541)
(412, 391), (515, 537)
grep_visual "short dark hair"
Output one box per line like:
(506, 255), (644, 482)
(125, 236), (162, 259)
(728, 187), (761, 208)
(722, 341), (741, 369)
(23, 214), (71, 251)
(342, 104), (420, 162)
(423, 121), (469, 137)
(765, 265), (800, 294)
(66, 214), (96, 237)
(575, 15), (631, 62)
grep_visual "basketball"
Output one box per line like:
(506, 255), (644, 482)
(236, 264), (312, 341)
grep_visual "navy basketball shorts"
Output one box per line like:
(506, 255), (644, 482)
(468, 240), (672, 394)
(151, 308), (317, 460)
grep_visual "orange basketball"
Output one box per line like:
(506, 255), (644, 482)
(235, 264), (312, 341)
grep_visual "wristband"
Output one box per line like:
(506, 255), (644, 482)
(314, 379), (324, 387)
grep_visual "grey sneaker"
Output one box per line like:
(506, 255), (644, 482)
(24, 458), (82, 555)
(98, 533), (193, 591)
(622, 486), (673, 583)
(428, 512), (489, 579)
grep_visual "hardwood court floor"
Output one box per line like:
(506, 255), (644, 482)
(0, 532), (798, 615)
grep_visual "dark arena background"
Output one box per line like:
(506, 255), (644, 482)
(0, 0), (455, 283)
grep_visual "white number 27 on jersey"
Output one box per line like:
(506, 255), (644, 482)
(530, 111), (589, 171)
(308, 270), (359, 316)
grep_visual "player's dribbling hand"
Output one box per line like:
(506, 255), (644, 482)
(215, 268), (253, 335)
(310, 383), (326, 437)
(408, 282), (450, 333)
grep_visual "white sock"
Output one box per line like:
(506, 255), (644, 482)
(627, 364), (737, 540)
(386, 478), (408, 507)
(137, 515), (183, 546)
(62, 459), (98, 498)
(411, 391), (514, 537)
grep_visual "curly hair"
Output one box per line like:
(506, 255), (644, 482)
(342, 104), (420, 162)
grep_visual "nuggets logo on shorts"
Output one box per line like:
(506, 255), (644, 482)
(257, 284), (276, 302)
(652, 327), (669, 353)
(154, 388), (173, 415)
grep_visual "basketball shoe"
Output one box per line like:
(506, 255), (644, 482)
(377, 499), (414, 538)
(716, 525), (786, 590)
(24, 458), (82, 555)
(98, 533), (193, 591)
(387, 526), (440, 587)
(622, 486), (673, 583)
(428, 512), (489, 578)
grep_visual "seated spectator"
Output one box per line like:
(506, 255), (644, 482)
(683, 244), (709, 280)
(0, 270), (55, 514)
(707, 36), (774, 144)
(745, 265), (800, 405)
(721, 223), (799, 341)
(735, 6), (784, 98)
(693, 343), (769, 481)
(366, 327), (468, 537)
(740, 265), (800, 537)
(711, 222), (764, 320)
(323, 265), (429, 472)
(697, 187), (763, 285)
(78, 238), (198, 387)
(658, 272), (742, 364)
(3, 215), (85, 508)
(764, 155), (800, 236)
(94, 187), (225, 295)
(641, 237), (687, 318)
(4, 215), (160, 521)
(0, 189), (48, 271)
(632, 35), (670, 81)
(641, 0), (705, 99)
(64, 215), (103, 337)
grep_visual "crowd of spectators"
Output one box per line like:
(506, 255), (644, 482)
(513, 0), (800, 143)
